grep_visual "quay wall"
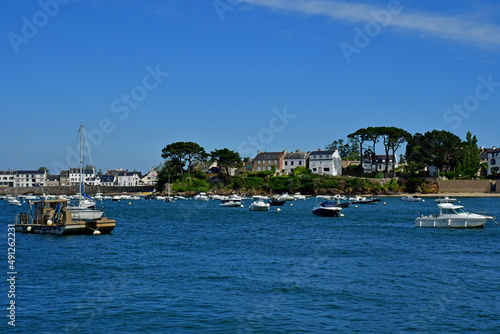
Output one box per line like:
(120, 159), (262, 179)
(437, 180), (495, 193)
(0, 186), (155, 196)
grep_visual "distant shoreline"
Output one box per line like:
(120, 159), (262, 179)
(381, 192), (500, 198)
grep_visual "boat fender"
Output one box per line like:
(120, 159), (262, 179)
(55, 226), (61, 231)
(41, 228), (46, 232)
(27, 226), (32, 232)
(340, 214), (345, 217)
(36, 226), (41, 230)
(22, 226), (27, 231)
(46, 227), (51, 231)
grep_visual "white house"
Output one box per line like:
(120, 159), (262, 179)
(283, 150), (310, 175)
(0, 170), (15, 188)
(485, 146), (500, 175)
(363, 154), (398, 173)
(99, 174), (116, 186)
(309, 150), (342, 176)
(141, 167), (158, 186)
(117, 171), (142, 186)
(14, 170), (47, 187)
(69, 167), (96, 186)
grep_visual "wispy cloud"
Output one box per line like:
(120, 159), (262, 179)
(237, 0), (500, 48)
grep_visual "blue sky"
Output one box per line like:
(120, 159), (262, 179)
(1, 0), (499, 174)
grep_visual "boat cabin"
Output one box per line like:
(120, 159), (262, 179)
(438, 203), (466, 215)
(30, 199), (72, 225)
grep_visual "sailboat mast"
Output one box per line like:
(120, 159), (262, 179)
(79, 124), (83, 203)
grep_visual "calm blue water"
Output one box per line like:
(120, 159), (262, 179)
(2, 196), (500, 333)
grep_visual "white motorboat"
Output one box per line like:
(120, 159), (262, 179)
(415, 203), (494, 228)
(293, 193), (306, 200)
(312, 200), (342, 217)
(8, 199), (22, 206)
(434, 196), (457, 203)
(278, 193), (295, 201)
(219, 199), (242, 207)
(194, 193), (209, 201)
(401, 195), (422, 202)
(249, 200), (270, 211)
(252, 195), (269, 200)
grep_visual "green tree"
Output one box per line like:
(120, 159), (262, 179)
(348, 128), (371, 172)
(458, 131), (480, 177)
(406, 130), (462, 174)
(380, 127), (411, 178)
(210, 148), (242, 179)
(38, 167), (49, 174)
(161, 141), (208, 179)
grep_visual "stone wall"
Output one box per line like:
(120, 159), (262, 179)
(0, 185), (155, 196)
(437, 180), (495, 193)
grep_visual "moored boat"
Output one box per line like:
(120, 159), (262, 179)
(351, 196), (381, 204)
(15, 198), (116, 235)
(415, 203), (494, 228)
(434, 196), (457, 203)
(401, 195), (422, 202)
(219, 199), (242, 207)
(313, 200), (342, 217)
(249, 200), (270, 211)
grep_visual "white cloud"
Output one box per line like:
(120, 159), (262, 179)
(237, 0), (500, 48)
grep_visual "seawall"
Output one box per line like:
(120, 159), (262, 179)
(437, 180), (496, 193)
(0, 185), (155, 196)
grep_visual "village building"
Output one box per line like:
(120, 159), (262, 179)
(309, 150), (342, 176)
(283, 150), (310, 175)
(252, 151), (286, 175)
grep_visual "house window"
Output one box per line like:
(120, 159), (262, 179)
(492, 159), (496, 165)
(285, 161), (288, 166)
(257, 167), (261, 171)
(313, 168), (317, 172)
(269, 160), (271, 165)
(299, 161), (302, 165)
(268, 166), (272, 171)
(324, 168), (330, 172)
(291, 161), (294, 166)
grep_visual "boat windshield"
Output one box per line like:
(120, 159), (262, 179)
(452, 208), (467, 214)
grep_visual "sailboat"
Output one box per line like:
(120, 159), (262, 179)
(67, 125), (105, 220)
(164, 174), (175, 202)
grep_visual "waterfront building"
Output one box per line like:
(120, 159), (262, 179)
(252, 151), (286, 175)
(141, 167), (158, 186)
(362, 154), (398, 174)
(309, 150), (342, 176)
(283, 150), (310, 175)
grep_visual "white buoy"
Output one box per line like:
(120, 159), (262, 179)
(383, 202), (386, 205)
(355, 205), (358, 208)
(422, 199), (425, 202)
(240, 205), (244, 208)
(46, 219), (53, 226)
(128, 202), (131, 205)
(93, 230), (101, 235)
(277, 208), (281, 212)
(27, 226), (32, 232)
(340, 214), (344, 217)
(290, 203), (293, 206)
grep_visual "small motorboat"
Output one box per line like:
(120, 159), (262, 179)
(268, 197), (286, 206)
(219, 199), (241, 207)
(351, 196), (381, 204)
(415, 203), (494, 228)
(8, 199), (22, 206)
(335, 199), (351, 208)
(249, 200), (270, 211)
(313, 200), (342, 217)
(401, 195), (422, 202)
(434, 196), (457, 203)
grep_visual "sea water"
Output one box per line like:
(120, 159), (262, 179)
(2, 196), (500, 333)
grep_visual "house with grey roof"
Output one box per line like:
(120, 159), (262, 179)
(309, 150), (342, 176)
(283, 150), (310, 175)
(252, 151), (286, 175)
